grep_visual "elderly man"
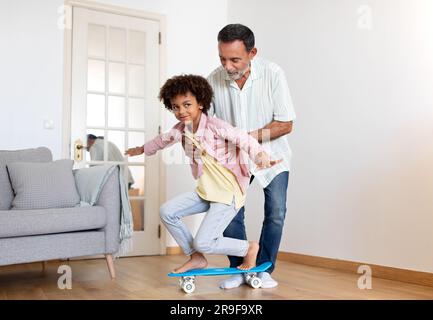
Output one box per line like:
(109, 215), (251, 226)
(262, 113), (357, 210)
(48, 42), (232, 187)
(207, 24), (296, 289)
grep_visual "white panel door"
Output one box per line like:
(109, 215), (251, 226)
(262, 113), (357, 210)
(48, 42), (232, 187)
(70, 7), (161, 256)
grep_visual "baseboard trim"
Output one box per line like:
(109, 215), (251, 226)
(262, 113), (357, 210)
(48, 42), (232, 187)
(278, 252), (433, 288)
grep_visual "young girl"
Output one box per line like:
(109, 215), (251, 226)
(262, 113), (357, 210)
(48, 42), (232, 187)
(125, 75), (280, 273)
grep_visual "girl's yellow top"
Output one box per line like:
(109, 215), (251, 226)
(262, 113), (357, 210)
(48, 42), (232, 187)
(184, 131), (246, 210)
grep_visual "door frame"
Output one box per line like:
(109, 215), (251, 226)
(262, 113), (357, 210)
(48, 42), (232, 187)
(61, 0), (167, 255)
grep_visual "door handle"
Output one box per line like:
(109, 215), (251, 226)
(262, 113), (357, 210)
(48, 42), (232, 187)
(74, 139), (85, 162)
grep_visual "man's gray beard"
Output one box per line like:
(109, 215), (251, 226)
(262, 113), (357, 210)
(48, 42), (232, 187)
(227, 68), (248, 81)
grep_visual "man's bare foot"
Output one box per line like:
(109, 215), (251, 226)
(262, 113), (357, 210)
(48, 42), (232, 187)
(237, 241), (259, 270)
(173, 252), (208, 273)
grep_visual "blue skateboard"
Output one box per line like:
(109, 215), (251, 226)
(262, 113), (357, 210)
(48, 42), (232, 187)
(168, 262), (272, 293)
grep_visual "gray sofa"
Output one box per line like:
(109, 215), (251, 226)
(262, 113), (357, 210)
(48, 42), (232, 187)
(0, 147), (120, 279)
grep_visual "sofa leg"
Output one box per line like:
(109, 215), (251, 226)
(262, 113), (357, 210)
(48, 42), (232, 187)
(105, 254), (116, 280)
(42, 261), (47, 272)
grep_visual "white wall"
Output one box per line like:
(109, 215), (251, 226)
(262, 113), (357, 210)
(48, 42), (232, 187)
(0, 0), (65, 153)
(0, 0), (227, 246)
(229, 0), (433, 273)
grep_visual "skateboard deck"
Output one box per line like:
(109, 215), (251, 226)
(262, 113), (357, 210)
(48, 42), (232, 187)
(168, 261), (272, 277)
(168, 262), (272, 293)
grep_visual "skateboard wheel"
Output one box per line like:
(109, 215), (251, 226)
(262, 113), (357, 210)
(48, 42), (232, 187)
(182, 281), (195, 294)
(249, 277), (262, 289)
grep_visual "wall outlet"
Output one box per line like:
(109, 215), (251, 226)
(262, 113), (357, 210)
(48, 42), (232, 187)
(43, 119), (54, 130)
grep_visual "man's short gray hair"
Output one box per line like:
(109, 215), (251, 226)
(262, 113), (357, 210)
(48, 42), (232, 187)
(217, 24), (255, 52)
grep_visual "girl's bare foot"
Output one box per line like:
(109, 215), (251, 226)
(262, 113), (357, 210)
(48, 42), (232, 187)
(237, 241), (259, 270)
(173, 252), (208, 273)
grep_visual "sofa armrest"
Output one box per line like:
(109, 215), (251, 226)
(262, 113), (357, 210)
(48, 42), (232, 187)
(95, 167), (121, 254)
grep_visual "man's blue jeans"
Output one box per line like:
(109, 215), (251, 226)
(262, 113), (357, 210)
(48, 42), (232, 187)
(223, 171), (289, 274)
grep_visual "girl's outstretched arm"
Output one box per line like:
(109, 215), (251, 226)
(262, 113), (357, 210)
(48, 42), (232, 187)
(125, 122), (183, 157)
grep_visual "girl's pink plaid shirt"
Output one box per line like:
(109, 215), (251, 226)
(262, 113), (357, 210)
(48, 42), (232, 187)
(143, 113), (265, 194)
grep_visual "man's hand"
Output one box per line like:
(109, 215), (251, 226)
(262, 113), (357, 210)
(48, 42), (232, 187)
(254, 151), (282, 170)
(124, 146), (144, 157)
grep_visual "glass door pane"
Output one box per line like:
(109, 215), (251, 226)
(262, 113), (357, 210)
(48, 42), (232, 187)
(108, 96), (125, 127)
(87, 59), (105, 92)
(109, 27), (126, 61)
(88, 24), (105, 58)
(128, 30), (146, 64)
(86, 94), (105, 127)
(130, 199), (145, 231)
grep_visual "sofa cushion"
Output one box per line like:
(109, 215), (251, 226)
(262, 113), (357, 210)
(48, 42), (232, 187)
(7, 159), (80, 210)
(0, 206), (107, 238)
(0, 147), (52, 210)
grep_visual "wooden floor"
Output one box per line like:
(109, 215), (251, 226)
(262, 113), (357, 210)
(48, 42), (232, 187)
(1, 255), (433, 300)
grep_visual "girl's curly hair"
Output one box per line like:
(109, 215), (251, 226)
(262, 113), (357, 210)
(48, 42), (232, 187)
(158, 74), (214, 114)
